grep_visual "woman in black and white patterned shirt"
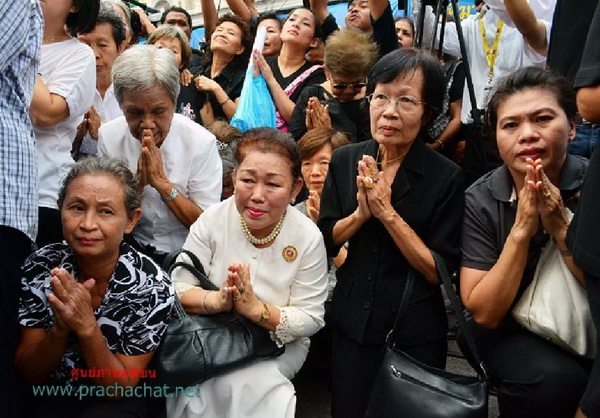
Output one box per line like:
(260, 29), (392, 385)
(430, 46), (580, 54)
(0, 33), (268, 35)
(16, 157), (174, 417)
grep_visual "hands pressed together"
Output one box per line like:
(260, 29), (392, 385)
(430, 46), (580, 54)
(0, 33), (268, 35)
(355, 155), (394, 222)
(514, 158), (570, 242)
(305, 97), (332, 130)
(204, 264), (265, 324)
(136, 129), (169, 192)
(47, 268), (97, 339)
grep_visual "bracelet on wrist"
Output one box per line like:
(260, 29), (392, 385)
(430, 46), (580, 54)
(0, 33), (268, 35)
(219, 97), (231, 107)
(435, 139), (444, 150)
(203, 291), (212, 314)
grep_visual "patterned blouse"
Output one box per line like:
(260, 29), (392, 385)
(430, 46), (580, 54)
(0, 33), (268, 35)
(18, 242), (174, 387)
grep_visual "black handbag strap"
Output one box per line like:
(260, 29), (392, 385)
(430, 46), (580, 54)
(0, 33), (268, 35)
(390, 251), (488, 380)
(164, 249), (219, 292)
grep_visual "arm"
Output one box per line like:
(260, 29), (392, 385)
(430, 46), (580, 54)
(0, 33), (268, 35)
(369, 0), (388, 21)
(138, 132), (203, 228)
(201, 0), (217, 37)
(461, 168), (539, 328)
(224, 0), (257, 24)
(577, 86), (600, 123)
(430, 100), (463, 151)
(254, 53), (297, 123)
(502, 0), (549, 56)
(194, 76), (239, 121)
(16, 269), (153, 389)
(310, 0), (331, 24)
(29, 76), (70, 127)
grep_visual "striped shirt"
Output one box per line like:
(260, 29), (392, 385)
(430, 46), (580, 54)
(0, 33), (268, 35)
(0, 0), (43, 241)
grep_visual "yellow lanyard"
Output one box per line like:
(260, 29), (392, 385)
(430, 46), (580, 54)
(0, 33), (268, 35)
(479, 17), (504, 80)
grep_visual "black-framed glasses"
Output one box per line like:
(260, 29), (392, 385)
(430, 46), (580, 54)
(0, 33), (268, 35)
(331, 81), (367, 91)
(367, 93), (425, 112)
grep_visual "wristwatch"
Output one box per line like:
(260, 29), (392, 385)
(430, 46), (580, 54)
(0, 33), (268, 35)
(161, 187), (179, 203)
(257, 303), (270, 325)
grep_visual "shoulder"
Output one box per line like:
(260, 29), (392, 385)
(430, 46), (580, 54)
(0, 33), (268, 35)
(170, 114), (217, 147)
(23, 243), (72, 279)
(117, 243), (172, 290)
(465, 168), (500, 207)
(332, 140), (372, 161)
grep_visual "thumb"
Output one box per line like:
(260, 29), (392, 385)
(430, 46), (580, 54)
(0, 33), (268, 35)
(82, 278), (96, 291)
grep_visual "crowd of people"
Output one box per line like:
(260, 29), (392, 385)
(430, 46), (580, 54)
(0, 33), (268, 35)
(1, 0), (600, 417)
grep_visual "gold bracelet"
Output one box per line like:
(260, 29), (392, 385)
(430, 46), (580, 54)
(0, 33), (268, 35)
(203, 291), (212, 314)
(219, 97), (230, 106)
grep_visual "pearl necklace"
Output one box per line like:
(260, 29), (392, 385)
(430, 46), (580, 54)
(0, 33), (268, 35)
(240, 212), (286, 245)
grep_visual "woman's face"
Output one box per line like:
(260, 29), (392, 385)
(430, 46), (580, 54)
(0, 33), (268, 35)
(78, 23), (123, 84)
(301, 144), (333, 195)
(258, 18), (282, 57)
(328, 70), (367, 103)
(120, 85), (175, 146)
(61, 174), (141, 262)
(152, 37), (184, 69)
(281, 9), (319, 49)
(370, 70), (426, 150)
(496, 87), (574, 181)
(234, 151), (301, 239)
(395, 20), (414, 48)
(210, 21), (245, 58)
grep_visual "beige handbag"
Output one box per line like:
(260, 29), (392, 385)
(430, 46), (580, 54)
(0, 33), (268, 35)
(512, 210), (597, 358)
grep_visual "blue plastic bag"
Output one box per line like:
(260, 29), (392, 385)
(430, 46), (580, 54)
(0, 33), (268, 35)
(230, 64), (276, 132)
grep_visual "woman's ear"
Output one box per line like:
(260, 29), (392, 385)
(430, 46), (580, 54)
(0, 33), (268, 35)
(291, 177), (304, 203)
(309, 37), (321, 50)
(567, 119), (576, 142)
(236, 45), (246, 56)
(125, 208), (143, 234)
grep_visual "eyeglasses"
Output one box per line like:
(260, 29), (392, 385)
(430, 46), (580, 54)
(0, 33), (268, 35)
(367, 93), (425, 112)
(331, 81), (367, 91)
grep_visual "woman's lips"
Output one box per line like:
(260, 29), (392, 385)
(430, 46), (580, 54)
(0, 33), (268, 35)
(78, 238), (98, 246)
(517, 148), (544, 161)
(247, 208), (265, 218)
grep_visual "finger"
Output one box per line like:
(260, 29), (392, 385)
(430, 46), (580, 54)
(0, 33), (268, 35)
(47, 293), (67, 313)
(81, 278), (95, 292)
(50, 276), (71, 301)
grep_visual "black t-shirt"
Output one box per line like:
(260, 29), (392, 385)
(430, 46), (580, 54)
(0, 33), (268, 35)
(266, 56), (326, 103)
(197, 58), (246, 122)
(176, 82), (204, 125)
(547, 0), (598, 82)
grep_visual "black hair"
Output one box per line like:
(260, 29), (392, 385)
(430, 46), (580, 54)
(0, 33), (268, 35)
(96, 3), (126, 46)
(485, 66), (577, 135)
(160, 6), (193, 29)
(367, 48), (445, 128)
(67, 0), (101, 36)
(257, 13), (283, 30)
(201, 13), (253, 69)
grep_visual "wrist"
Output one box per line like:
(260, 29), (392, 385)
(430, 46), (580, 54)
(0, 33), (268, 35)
(50, 324), (70, 340)
(156, 181), (174, 200)
(76, 323), (99, 340)
(250, 301), (266, 323)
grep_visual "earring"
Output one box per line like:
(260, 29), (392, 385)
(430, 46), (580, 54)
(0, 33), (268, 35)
(290, 197), (296, 205)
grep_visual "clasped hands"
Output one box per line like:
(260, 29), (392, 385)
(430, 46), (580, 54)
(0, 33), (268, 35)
(136, 129), (169, 192)
(47, 268), (97, 338)
(514, 158), (570, 241)
(355, 155), (393, 222)
(204, 264), (264, 322)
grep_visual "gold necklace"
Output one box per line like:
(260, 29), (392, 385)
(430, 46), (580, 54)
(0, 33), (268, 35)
(240, 211), (286, 245)
(377, 147), (407, 167)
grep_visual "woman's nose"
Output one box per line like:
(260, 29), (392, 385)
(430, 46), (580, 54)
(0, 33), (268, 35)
(518, 122), (539, 142)
(80, 210), (98, 230)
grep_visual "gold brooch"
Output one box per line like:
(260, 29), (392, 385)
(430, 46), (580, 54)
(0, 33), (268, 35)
(282, 246), (298, 262)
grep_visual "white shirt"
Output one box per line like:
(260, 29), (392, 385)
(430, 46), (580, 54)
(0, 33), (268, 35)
(414, 0), (552, 123)
(173, 197), (328, 346)
(98, 113), (223, 253)
(79, 85), (122, 156)
(35, 38), (96, 208)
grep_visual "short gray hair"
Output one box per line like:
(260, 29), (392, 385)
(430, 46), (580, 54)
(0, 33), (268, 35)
(58, 156), (141, 217)
(96, 3), (126, 46)
(112, 44), (180, 105)
(102, 0), (131, 27)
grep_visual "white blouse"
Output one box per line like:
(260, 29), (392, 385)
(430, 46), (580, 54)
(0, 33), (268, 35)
(173, 197), (328, 346)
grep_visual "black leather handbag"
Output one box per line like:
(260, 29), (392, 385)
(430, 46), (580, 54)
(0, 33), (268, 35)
(366, 252), (488, 418)
(151, 249), (285, 388)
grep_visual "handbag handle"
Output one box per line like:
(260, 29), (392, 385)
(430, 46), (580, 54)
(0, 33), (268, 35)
(390, 251), (488, 380)
(163, 249), (220, 318)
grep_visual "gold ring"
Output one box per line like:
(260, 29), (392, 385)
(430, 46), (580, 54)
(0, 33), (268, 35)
(233, 295), (241, 302)
(239, 286), (246, 294)
(363, 176), (375, 189)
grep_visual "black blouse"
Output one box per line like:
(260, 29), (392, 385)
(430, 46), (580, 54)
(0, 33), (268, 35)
(266, 56), (326, 103)
(198, 58), (246, 122)
(318, 138), (464, 345)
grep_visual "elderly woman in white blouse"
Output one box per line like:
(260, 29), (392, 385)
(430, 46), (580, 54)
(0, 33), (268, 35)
(98, 45), (222, 261)
(167, 128), (328, 418)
